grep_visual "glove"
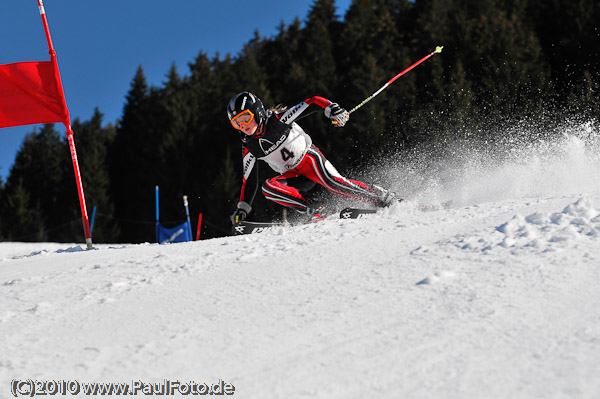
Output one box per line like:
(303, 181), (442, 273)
(324, 102), (349, 127)
(230, 201), (252, 225)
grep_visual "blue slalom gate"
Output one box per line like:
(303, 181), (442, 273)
(155, 186), (193, 244)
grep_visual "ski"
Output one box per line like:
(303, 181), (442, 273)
(232, 221), (284, 235)
(339, 207), (378, 219)
(231, 216), (328, 235)
(340, 200), (453, 219)
(233, 201), (454, 234)
(234, 207), (384, 235)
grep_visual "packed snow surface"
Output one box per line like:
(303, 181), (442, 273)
(1, 126), (600, 398)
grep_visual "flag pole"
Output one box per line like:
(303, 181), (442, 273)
(37, 0), (93, 249)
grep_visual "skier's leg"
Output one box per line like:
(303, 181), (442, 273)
(262, 174), (311, 212)
(299, 145), (396, 206)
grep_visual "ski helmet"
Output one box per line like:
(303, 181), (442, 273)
(226, 92), (267, 128)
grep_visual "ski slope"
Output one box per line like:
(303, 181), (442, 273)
(1, 124), (600, 398)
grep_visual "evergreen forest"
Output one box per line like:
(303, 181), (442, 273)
(0, 0), (598, 243)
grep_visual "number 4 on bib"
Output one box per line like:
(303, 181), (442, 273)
(280, 147), (294, 161)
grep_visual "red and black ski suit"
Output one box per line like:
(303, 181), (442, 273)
(237, 96), (388, 214)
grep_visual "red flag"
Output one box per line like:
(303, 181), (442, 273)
(0, 1), (92, 249)
(0, 60), (69, 128)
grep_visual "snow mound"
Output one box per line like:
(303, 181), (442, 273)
(451, 196), (600, 253)
(416, 270), (456, 285)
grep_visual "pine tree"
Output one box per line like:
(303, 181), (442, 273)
(182, 51), (248, 237)
(261, 18), (307, 106)
(110, 66), (158, 243)
(70, 109), (118, 243)
(1, 125), (70, 241)
(526, 0), (600, 119)
(291, 0), (342, 163)
(337, 0), (413, 162)
(234, 32), (271, 102)
(1, 178), (45, 241)
(413, 0), (549, 140)
(301, 0), (339, 97)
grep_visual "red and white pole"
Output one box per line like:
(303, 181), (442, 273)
(348, 46), (444, 115)
(196, 213), (203, 241)
(37, 0), (93, 249)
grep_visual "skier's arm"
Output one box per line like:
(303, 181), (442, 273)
(231, 147), (258, 224)
(278, 96), (349, 127)
(239, 147), (259, 205)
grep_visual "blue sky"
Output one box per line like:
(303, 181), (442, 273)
(0, 0), (352, 181)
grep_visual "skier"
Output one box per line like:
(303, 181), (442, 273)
(227, 91), (397, 224)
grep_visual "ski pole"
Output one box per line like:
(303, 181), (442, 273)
(296, 46), (443, 124)
(348, 46), (443, 115)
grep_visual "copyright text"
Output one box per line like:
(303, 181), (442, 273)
(10, 378), (235, 396)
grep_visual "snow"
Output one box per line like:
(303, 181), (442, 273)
(1, 124), (600, 398)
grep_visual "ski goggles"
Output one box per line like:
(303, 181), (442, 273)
(230, 109), (255, 130)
